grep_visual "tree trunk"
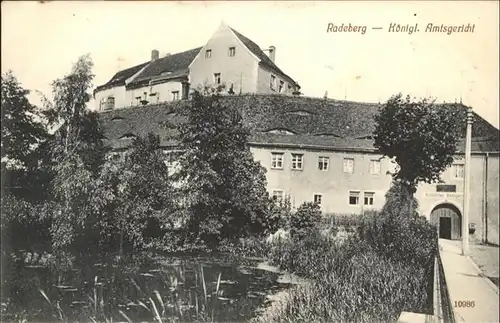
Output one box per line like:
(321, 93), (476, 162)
(409, 197), (413, 217)
(119, 230), (124, 259)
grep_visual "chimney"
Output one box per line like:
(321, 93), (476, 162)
(269, 46), (276, 63)
(151, 49), (159, 60)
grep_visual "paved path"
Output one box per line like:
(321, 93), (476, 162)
(439, 239), (499, 323)
(469, 243), (500, 288)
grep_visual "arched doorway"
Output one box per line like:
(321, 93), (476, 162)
(430, 204), (462, 240)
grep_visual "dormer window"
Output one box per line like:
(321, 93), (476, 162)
(205, 49), (212, 58)
(265, 128), (296, 135)
(214, 73), (221, 85)
(279, 81), (284, 93)
(270, 75), (276, 91)
(119, 133), (136, 140)
(228, 47), (236, 57)
(104, 96), (115, 111)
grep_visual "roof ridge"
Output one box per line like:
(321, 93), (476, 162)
(94, 60), (150, 94)
(125, 47), (203, 88)
(228, 26), (299, 87)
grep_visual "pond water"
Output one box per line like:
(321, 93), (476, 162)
(2, 253), (293, 322)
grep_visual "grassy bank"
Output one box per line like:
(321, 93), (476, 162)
(257, 209), (438, 323)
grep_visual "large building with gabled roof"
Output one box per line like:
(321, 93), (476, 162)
(98, 93), (500, 245)
(94, 22), (300, 111)
(94, 22), (499, 246)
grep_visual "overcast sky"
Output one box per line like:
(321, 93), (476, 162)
(2, 1), (499, 128)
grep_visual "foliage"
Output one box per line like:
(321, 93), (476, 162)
(380, 180), (419, 217)
(175, 86), (276, 248)
(289, 202), (322, 240)
(1, 196), (52, 257)
(3, 252), (280, 323)
(268, 180), (438, 322)
(357, 182), (437, 268)
(41, 55), (109, 254)
(91, 134), (176, 254)
(270, 229), (341, 278)
(374, 94), (462, 194)
(322, 212), (361, 228)
(218, 236), (272, 259)
(269, 195), (293, 230)
(256, 249), (427, 323)
(1, 71), (48, 169)
(1, 72), (52, 201)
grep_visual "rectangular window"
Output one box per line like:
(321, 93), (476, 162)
(214, 73), (221, 85)
(349, 191), (360, 205)
(343, 158), (354, 173)
(228, 47), (236, 57)
(171, 91), (179, 101)
(452, 164), (464, 178)
(105, 96), (115, 110)
(364, 192), (374, 206)
(314, 194), (322, 205)
(271, 152), (284, 169)
(288, 84), (292, 92)
(318, 156), (329, 171)
(182, 82), (190, 100)
(279, 80), (284, 93)
(205, 49), (212, 58)
(272, 190), (284, 203)
(270, 75), (276, 90)
(369, 159), (381, 174)
(291, 153), (303, 170)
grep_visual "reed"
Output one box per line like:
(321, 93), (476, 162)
(32, 257), (255, 323)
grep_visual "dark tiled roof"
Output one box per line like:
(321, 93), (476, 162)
(94, 26), (299, 95)
(249, 133), (376, 151)
(229, 28), (300, 88)
(94, 62), (149, 95)
(99, 94), (500, 153)
(126, 48), (202, 89)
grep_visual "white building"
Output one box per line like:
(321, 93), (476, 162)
(93, 22), (300, 111)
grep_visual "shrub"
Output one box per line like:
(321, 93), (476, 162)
(1, 196), (52, 256)
(289, 202), (322, 240)
(266, 180), (438, 322)
(357, 182), (438, 268)
(269, 195), (293, 230)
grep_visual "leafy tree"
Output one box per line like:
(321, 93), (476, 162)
(374, 94), (462, 202)
(176, 86), (275, 248)
(43, 55), (108, 253)
(1, 71), (48, 168)
(1, 71), (51, 200)
(91, 134), (175, 255)
(1, 72), (53, 267)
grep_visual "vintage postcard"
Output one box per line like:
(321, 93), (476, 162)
(1, 1), (499, 322)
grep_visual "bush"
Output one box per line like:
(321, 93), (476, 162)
(269, 195), (293, 230)
(1, 196), (52, 256)
(357, 182), (437, 268)
(289, 202), (322, 240)
(265, 181), (438, 322)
